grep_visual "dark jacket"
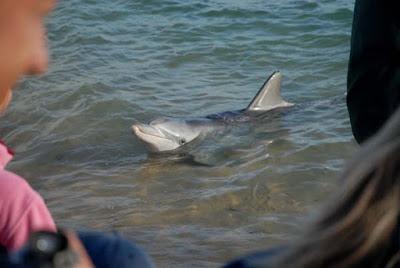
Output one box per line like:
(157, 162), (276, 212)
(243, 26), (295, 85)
(347, 0), (400, 143)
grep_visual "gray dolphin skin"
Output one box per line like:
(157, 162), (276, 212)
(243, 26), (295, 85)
(132, 71), (293, 152)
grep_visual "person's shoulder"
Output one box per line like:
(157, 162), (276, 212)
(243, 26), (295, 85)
(0, 170), (35, 200)
(0, 170), (55, 251)
(0, 169), (28, 188)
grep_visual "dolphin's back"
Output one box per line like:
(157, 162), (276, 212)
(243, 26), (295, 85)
(246, 71), (293, 112)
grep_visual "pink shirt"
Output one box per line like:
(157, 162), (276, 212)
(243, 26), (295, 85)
(0, 141), (56, 251)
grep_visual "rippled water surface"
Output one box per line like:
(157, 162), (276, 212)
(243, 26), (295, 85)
(3, 0), (357, 267)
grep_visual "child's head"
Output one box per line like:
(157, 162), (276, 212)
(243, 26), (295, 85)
(0, 0), (56, 110)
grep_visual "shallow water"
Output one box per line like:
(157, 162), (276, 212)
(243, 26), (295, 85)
(3, 0), (357, 267)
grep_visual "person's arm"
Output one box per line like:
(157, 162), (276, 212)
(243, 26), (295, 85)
(0, 171), (56, 251)
(78, 231), (155, 268)
(347, 0), (400, 143)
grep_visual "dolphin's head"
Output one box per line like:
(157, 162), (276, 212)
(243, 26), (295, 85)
(132, 118), (202, 152)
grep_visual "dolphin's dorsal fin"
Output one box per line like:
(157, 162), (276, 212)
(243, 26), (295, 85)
(246, 71), (293, 111)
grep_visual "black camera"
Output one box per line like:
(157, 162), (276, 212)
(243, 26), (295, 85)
(0, 231), (78, 268)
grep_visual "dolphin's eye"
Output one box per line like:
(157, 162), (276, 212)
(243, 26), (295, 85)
(179, 138), (186, 145)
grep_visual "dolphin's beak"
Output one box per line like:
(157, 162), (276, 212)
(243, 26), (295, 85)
(131, 122), (179, 152)
(131, 123), (166, 139)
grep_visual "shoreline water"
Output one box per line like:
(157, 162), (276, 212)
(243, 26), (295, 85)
(3, 1), (356, 266)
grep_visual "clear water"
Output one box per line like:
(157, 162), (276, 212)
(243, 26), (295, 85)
(3, 0), (358, 267)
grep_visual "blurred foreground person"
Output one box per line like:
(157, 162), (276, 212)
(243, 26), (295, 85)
(226, 95), (400, 268)
(347, 0), (400, 143)
(0, 0), (57, 251)
(0, 0), (154, 267)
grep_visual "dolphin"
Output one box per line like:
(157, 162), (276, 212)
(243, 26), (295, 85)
(132, 71), (293, 152)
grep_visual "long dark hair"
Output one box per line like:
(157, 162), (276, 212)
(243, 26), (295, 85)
(274, 108), (400, 268)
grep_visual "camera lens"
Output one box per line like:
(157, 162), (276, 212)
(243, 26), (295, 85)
(29, 231), (68, 257)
